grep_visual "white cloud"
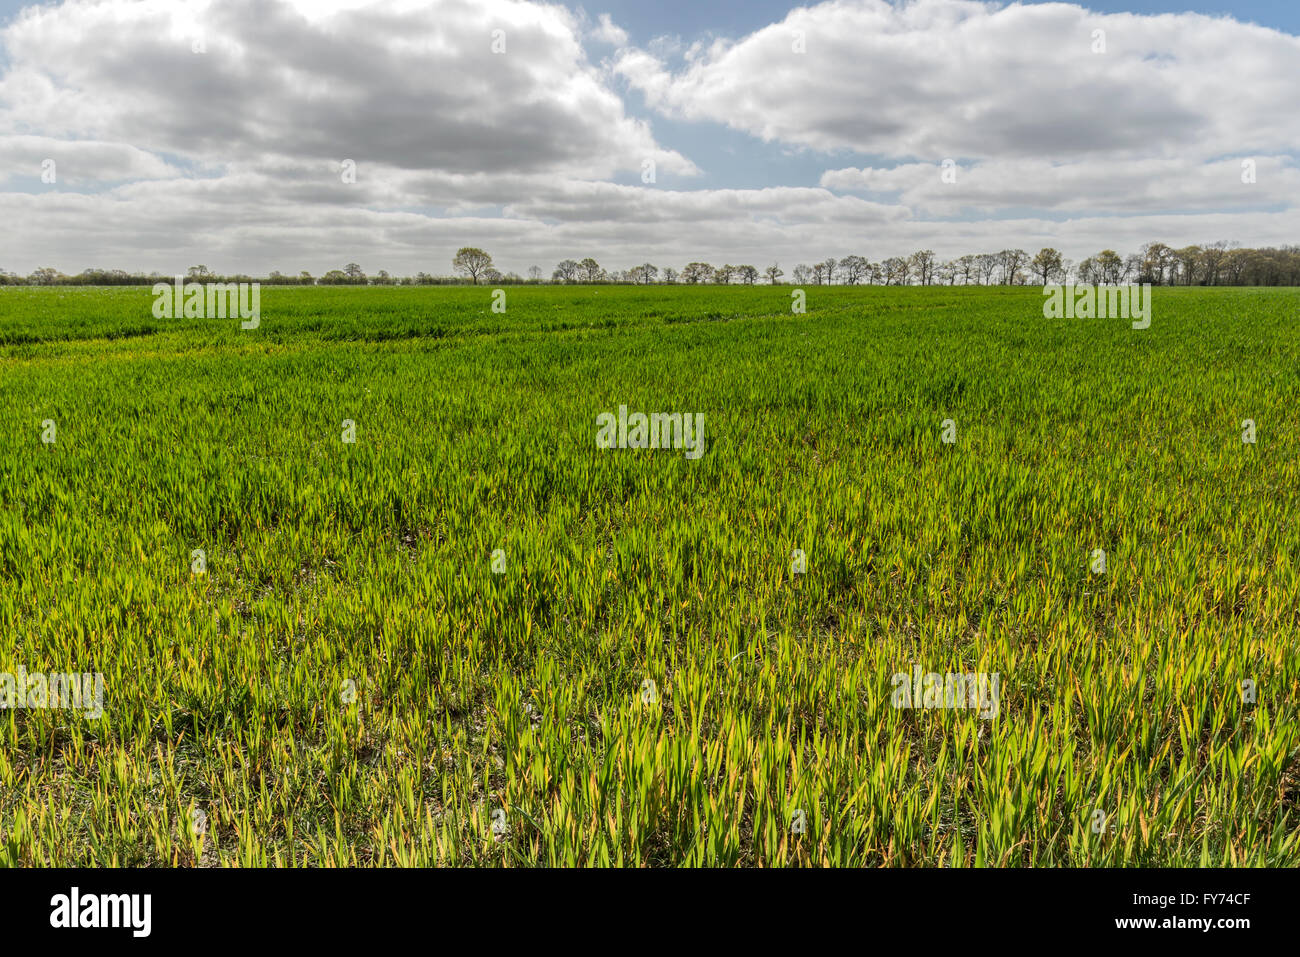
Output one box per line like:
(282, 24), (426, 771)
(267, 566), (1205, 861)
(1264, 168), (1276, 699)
(0, 0), (1296, 275)
(0, 0), (694, 179)
(590, 13), (628, 48)
(820, 156), (1300, 214)
(615, 0), (1300, 161)
(0, 135), (180, 184)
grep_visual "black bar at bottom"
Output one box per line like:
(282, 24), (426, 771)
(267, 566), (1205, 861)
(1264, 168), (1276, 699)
(0, 866), (1279, 944)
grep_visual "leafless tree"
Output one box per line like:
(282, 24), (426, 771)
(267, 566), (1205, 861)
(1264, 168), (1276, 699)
(681, 262), (713, 284)
(631, 263), (659, 284)
(839, 255), (869, 284)
(910, 250), (937, 285)
(451, 248), (491, 284)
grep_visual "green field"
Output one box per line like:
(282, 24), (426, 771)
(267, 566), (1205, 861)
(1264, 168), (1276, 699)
(1, 283), (1297, 867)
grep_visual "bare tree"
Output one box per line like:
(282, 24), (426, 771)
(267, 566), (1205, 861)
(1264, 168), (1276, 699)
(909, 250), (937, 285)
(451, 248), (492, 284)
(998, 249), (1028, 285)
(765, 264), (784, 284)
(552, 259), (579, 283)
(631, 263), (659, 284)
(839, 255), (868, 284)
(883, 256), (909, 285)
(679, 262), (710, 284)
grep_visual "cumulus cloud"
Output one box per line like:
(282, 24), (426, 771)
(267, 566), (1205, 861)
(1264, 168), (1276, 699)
(614, 0), (1300, 161)
(0, 0), (693, 179)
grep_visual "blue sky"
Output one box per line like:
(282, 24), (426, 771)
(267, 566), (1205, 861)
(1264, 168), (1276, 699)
(586, 0), (1300, 40)
(2, 0), (1296, 31)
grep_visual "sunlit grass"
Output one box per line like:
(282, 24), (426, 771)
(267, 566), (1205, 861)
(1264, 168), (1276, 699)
(1, 283), (1297, 866)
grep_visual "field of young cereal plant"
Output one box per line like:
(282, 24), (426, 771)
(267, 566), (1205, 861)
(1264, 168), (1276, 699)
(1, 283), (1297, 867)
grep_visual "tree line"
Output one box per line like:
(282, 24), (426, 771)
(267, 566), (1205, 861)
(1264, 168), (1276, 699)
(6, 242), (1300, 287)
(537, 243), (1300, 287)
